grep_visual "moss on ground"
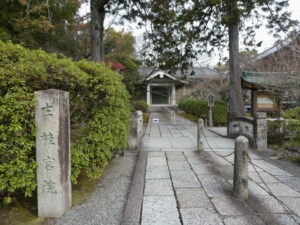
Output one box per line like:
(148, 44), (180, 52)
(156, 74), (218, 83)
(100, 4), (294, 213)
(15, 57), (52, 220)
(177, 112), (199, 123)
(0, 172), (98, 225)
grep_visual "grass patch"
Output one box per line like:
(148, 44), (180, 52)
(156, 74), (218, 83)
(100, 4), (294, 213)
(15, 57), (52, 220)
(0, 172), (98, 225)
(177, 112), (199, 123)
(0, 195), (45, 225)
(72, 172), (98, 206)
(143, 113), (150, 126)
(285, 156), (299, 162)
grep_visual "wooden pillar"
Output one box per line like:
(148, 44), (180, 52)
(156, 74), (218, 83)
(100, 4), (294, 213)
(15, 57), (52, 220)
(251, 90), (257, 116)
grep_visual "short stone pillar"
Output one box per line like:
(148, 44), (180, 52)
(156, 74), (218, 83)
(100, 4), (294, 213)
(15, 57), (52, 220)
(208, 107), (213, 127)
(137, 111), (143, 139)
(197, 119), (204, 151)
(233, 136), (249, 200)
(129, 111), (142, 150)
(35, 89), (71, 217)
(254, 112), (267, 150)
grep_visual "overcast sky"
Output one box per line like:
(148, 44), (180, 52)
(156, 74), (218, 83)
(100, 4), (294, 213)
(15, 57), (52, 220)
(80, 0), (300, 66)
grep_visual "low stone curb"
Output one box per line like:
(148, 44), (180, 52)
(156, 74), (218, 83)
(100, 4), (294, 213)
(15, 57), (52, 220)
(121, 151), (147, 225)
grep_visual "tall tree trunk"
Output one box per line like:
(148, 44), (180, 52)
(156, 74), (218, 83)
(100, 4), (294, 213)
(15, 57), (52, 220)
(228, 1), (244, 117)
(90, 0), (105, 62)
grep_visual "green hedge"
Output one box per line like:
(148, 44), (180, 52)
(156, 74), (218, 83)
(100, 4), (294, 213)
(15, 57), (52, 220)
(178, 98), (227, 124)
(0, 42), (130, 205)
(132, 100), (148, 112)
(284, 107), (300, 145)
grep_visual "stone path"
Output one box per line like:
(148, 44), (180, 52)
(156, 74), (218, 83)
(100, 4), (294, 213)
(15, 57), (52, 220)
(122, 112), (300, 225)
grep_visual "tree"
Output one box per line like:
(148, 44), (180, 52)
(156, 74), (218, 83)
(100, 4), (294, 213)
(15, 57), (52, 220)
(0, 0), (81, 58)
(137, 0), (297, 117)
(103, 28), (140, 96)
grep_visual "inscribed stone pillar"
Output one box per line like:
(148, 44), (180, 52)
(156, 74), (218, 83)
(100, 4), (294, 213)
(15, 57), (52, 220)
(254, 112), (267, 150)
(147, 84), (151, 105)
(35, 89), (71, 218)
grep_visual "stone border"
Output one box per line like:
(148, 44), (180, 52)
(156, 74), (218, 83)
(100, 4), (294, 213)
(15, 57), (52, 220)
(121, 151), (147, 225)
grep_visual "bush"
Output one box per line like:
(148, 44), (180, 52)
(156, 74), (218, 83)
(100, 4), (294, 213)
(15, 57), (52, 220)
(0, 42), (130, 205)
(284, 107), (300, 145)
(267, 120), (285, 145)
(132, 100), (148, 112)
(178, 98), (227, 124)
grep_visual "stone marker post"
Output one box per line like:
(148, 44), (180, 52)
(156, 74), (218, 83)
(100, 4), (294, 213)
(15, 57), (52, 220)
(233, 136), (249, 200)
(129, 111), (142, 150)
(197, 119), (204, 151)
(137, 111), (143, 139)
(35, 89), (71, 218)
(254, 112), (267, 151)
(207, 94), (214, 127)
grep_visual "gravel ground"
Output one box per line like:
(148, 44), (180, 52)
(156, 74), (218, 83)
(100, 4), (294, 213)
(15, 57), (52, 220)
(53, 154), (137, 225)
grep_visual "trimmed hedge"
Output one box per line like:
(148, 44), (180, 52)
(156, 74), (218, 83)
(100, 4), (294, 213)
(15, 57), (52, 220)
(0, 42), (130, 205)
(132, 100), (148, 112)
(178, 98), (227, 124)
(284, 107), (300, 145)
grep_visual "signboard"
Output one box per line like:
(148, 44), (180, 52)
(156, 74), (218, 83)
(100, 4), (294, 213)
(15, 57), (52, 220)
(257, 94), (277, 110)
(207, 94), (215, 107)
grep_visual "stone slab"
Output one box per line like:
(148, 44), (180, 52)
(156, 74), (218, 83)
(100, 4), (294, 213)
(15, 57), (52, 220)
(223, 216), (266, 225)
(248, 181), (269, 196)
(166, 152), (186, 161)
(168, 161), (191, 171)
(141, 196), (181, 225)
(197, 175), (232, 198)
(147, 157), (167, 167)
(148, 152), (165, 157)
(169, 137), (197, 149)
(141, 137), (172, 150)
(275, 176), (300, 192)
(261, 214), (300, 225)
(144, 179), (173, 196)
(247, 196), (286, 214)
(171, 171), (201, 188)
(211, 197), (255, 216)
(266, 183), (300, 197)
(175, 188), (213, 209)
(180, 208), (223, 225)
(146, 165), (170, 179)
(278, 197), (300, 217)
(248, 171), (279, 184)
(190, 163), (216, 175)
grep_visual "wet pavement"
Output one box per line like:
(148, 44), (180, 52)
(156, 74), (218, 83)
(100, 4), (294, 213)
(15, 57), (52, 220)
(122, 112), (300, 225)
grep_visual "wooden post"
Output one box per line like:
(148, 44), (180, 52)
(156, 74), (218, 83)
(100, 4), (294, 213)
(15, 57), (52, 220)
(35, 89), (71, 217)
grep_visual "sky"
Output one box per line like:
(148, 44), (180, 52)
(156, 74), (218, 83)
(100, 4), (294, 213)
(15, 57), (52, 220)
(79, 0), (300, 66)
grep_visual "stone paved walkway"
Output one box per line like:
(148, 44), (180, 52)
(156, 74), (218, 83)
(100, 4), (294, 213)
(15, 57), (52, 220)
(122, 112), (300, 225)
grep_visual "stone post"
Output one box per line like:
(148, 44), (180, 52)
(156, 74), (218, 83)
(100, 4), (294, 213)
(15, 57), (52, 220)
(197, 119), (204, 151)
(233, 136), (249, 200)
(208, 106), (213, 127)
(128, 111), (140, 150)
(171, 85), (176, 105)
(254, 112), (267, 151)
(137, 111), (143, 139)
(35, 89), (71, 218)
(147, 84), (151, 105)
